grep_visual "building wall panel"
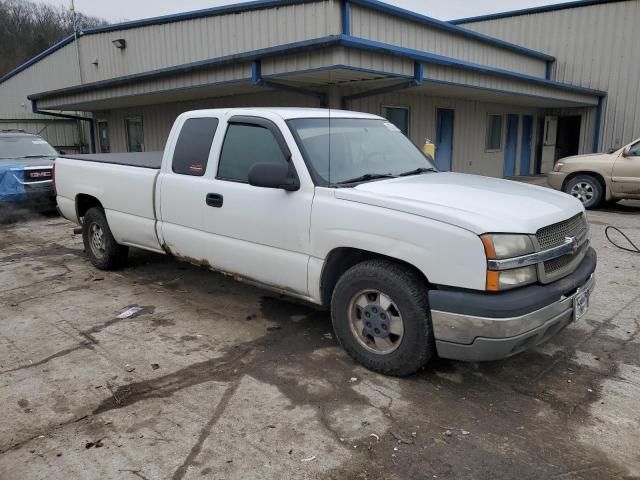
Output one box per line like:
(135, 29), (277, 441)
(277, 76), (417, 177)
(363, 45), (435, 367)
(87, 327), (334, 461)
(424, 64), (598, 107)
(0, 1), (340, 118)
(349, 90), (545, 177)
(350, 5), (548, 78)
(98, 87), (552, 178)
(460, 0), (640, 151)
(98, 91), (320, 152)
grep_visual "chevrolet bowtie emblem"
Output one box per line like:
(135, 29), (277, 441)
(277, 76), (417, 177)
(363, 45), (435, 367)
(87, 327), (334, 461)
(565, 236), (579, 255)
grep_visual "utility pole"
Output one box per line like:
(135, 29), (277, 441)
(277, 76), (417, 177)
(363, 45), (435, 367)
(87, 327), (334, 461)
(71, 0), (83, 84)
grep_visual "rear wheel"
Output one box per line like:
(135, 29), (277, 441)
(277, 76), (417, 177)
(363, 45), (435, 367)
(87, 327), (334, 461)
(331, 259), (435, 376)
(82, 207), (128, 270)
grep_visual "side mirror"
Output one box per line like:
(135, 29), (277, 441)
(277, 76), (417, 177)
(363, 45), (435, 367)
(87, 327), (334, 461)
(622, 147), (631, 157)
(248, 163), (299, 191)
(58, 150), (66, 155)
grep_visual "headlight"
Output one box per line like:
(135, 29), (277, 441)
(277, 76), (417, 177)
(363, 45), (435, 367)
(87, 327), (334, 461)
(481, 234), (534, 259)
(481, 234), (537, 291)
(553, 162), (565, 172)
(486, 266), (537, 291)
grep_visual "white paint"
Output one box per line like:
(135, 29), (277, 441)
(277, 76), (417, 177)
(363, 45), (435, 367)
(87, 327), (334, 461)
(55, 107), (584, 303)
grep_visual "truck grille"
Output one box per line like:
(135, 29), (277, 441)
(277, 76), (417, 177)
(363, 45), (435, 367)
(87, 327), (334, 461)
(535, 213), (589, 283)
(23, 167), (53, 183)
(536, 213), (588, 249)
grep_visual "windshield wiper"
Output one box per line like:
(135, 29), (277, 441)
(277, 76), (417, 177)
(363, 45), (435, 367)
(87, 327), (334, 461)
(22, 155), (50, 159)
(335, 173), (396, 185)
(398, 167), (437, 177)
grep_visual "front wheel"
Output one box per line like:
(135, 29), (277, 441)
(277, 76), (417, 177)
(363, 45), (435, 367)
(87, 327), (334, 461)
(331, 259), (435, 376)
(82, 207), (129, 270)
(564, 175), (603, 209)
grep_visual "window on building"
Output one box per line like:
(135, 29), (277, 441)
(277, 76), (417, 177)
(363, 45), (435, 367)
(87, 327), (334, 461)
(486, 114), (503, 151)
(217, 123), (288, 183)
(171, 118), (219, 176)
(97, 120), (110, 153)
(125, 116), (144, 152)
(382, 106), (409, 136)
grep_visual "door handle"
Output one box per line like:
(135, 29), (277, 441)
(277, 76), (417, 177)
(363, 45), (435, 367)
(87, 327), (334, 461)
(206, 193), (223, 208)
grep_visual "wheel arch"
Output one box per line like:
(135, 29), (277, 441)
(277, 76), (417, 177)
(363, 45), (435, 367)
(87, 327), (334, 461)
(562, 171), (612, 201)
(76, 193), (104, 221)
(319, 247), (430, 307)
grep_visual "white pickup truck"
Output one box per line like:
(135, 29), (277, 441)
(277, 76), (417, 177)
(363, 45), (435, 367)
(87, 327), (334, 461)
(55, 108), (596, 376)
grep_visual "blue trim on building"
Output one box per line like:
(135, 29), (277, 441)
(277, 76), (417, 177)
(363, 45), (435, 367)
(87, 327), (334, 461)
(341, 59), (425, 108)
(252, 60), (327, 104)
(28, 36), (342, 100)
(340, 36), (605, 97)
(348, 0), (555, 61)
(31, 99), (96, 153)
(2, 0), (558, 87)
(593, 96), (605, 152)
(416, 77), (598, 107)
(414, 62), (424, 84)
(251, 60), (262, 84)
(27, 34), (605, 103)
(545, 61), (553, 80)
(341, 0), (352, 35)
(0, 34), (75, 85)
(451, 0), (624, 24)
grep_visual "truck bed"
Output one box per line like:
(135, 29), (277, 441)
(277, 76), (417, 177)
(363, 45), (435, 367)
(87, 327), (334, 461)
(60, 152), (163, 169)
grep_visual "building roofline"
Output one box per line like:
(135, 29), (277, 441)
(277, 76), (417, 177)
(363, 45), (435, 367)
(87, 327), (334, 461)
(450, 0), (627, 25)
(0, 34), (75, 85)
(348, 0), (554, 61)
(28, 34), (604, 104)
(1, 0), (556, 87)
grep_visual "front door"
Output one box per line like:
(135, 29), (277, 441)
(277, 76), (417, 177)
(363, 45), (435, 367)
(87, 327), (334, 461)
(435, 109), (454, 171)
(504, 114), (518, 177)
(612, 140), (640, 195)
(520, 115), (533, 176)
(159, 114), (313, 296)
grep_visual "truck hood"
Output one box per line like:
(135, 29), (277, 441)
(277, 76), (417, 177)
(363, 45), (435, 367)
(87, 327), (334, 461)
(560, 152), (613, 163)
(334, 172), (584, 234)
(0, 156), (55, 168)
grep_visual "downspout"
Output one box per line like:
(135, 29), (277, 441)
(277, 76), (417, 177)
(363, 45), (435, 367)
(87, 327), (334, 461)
(32, 100), (96, 153)
(251, 60), (328, 106)
(341, 62), (424, 110)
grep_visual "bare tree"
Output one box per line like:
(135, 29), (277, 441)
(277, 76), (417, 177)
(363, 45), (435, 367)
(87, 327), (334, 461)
(0, 0), (107, 77)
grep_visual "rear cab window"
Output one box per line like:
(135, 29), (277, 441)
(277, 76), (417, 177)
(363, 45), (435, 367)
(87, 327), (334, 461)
(172, 117), (219, 176)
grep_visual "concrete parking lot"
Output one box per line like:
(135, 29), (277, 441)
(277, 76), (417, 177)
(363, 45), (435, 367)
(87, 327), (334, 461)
(1, 202), (639, 480)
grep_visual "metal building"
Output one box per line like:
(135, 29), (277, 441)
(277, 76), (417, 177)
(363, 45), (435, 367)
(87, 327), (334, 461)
(453, 0), (640, 163)
(0, 0), (620, 177)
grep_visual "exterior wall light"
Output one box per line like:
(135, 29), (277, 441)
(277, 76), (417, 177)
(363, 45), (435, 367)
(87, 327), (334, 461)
(112, 39), (126, 49)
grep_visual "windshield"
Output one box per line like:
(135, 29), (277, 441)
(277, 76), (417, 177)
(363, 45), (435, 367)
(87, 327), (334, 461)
(0, 136), (58, 159)
(288, 118), (436, 186)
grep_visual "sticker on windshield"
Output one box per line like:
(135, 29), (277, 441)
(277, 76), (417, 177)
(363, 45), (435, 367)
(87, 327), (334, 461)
(31, 140), (48, 144)
(383, 122), (401, 132)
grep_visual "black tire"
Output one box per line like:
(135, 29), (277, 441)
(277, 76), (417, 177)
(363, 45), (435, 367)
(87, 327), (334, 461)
(331, 259), (435, 376)
(82, 207), (128, 270)
(563, 174), (603, 209)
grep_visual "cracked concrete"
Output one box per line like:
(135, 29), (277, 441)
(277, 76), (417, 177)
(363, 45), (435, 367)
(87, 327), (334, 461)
(0, 201), (639, 479)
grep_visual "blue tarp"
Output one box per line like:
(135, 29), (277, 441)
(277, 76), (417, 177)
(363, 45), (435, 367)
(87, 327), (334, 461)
(0, 164), (26, 202)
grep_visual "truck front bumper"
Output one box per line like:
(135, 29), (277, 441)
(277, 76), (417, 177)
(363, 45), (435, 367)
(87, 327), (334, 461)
(428, 248), (597, 362)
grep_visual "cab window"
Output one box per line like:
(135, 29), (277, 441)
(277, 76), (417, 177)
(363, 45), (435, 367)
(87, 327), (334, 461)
(217, 123), (288, 183)
(172, 118), (219, 176)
